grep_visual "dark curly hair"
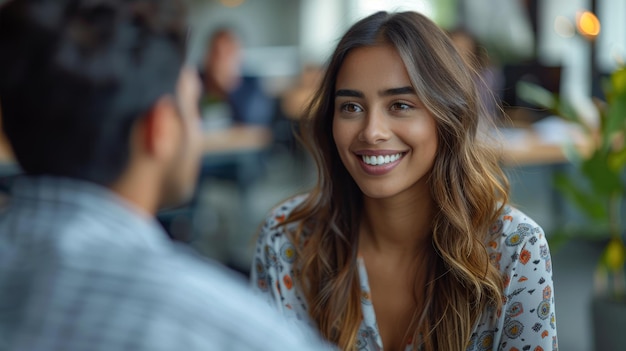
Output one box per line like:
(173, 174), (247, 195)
(0, 0), (188, 185)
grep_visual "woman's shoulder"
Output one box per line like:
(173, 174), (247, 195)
(486, 205), (550, 274)
(256, 194), (309, 246)
(476, 206), (556, 349)
(261, 194), (308, 230)
(488, 204), (545, 246)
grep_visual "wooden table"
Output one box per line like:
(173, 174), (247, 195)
(498, 128), (592, 167)
(202, 125), (272, 155)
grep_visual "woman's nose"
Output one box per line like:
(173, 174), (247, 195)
(358, 110), (391, 144)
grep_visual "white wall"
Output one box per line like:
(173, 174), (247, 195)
(347, 0), (435, 23)
(598, 0), (626, 72)
(299, 0), (345, 65)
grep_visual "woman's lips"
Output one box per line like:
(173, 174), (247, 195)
(354, 151), (407, 176)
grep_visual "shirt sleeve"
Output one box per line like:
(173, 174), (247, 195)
(498, 225), (558, 351)
(250, 213), (286, 310)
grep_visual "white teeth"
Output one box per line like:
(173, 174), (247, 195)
(361, 153), (403, 166)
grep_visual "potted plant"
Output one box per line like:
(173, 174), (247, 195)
(518, 66), (626, 350)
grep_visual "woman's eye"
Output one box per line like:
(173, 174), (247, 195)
(391, 102), (412, 111)
(341, 103), (363, 113)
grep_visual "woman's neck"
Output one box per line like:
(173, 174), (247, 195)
(359, 185), (435, 259)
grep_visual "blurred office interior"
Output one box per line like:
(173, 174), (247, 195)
(1, 0), (625, 350)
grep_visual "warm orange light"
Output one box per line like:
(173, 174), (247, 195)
(220, 0), (244, 8)
(576, 11), (600, 39)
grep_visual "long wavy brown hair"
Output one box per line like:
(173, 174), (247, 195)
(281, 11), (509, 351)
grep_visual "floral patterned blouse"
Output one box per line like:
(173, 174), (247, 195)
(250, 195), (558, 351)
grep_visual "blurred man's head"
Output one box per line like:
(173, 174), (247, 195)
(0, 0), (202, 211)
(203, 28), (242, 94)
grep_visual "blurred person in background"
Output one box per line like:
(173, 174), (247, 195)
(448, 28), (504, 124)
(200, 28), (274, 128)
(0, 0), (327, 350)
(251, 11), (557, 351)
(448, 27), (504, 124)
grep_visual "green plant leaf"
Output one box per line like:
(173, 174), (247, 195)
(553, 171), (608, 221)
(608, 147), (626, 171)
(580, 150), (624, 196)
(516, 81), (556, 109)
(516, 81), (589, 130)
(604, 91), (626, 144)
(556, 96), (585, 127)
(600, 237), (626, 273)
(611, 68), (626, 96)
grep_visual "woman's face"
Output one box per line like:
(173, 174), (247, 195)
(332, 44), (438, 200)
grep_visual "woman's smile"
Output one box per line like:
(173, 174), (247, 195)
(354, 150), (408, 176)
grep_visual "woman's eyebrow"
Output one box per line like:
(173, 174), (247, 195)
(335, 86), (415, 98)
(379, 86), (415, 96)
(335, 89), (364, 98)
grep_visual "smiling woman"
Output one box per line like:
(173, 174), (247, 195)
(251, 11), (558, 351)
(332, 45), (437, 199)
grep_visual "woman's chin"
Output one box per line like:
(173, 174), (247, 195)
(357, 185), (401, 200)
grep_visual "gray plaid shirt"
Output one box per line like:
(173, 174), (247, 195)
(0, 176), (327, 351)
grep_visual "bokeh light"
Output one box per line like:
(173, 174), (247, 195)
(576, 10), (601, 40)
(554, 16), (575, 38)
